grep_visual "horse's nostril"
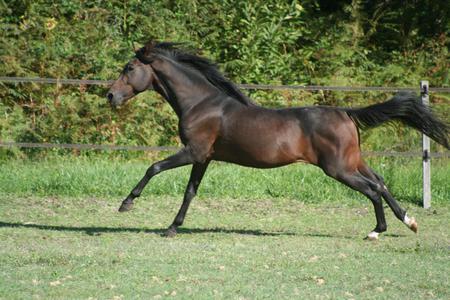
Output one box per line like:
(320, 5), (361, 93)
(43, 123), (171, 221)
(107, 93), (114, 101)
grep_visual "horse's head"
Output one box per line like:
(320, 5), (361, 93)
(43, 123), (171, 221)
(106, 57), (156, 107)
(107, 41), (185, 107)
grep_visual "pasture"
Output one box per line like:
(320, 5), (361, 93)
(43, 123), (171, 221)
(0, 156), (449, 299)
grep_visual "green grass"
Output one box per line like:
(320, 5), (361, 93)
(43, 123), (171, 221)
(0, 156), (449, 204)
(0, 156), (449, 299)
(0, 196), (449, 299)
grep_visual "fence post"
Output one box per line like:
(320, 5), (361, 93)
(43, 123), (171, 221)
(420, 80), (431, 209)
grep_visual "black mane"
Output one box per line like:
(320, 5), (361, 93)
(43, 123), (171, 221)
(136, 41), (253, 106)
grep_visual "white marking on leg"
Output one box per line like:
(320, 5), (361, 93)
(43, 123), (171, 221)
(403, 213), (411, 226)
(403, 213), (418, 232)
(367, 231), (379, 240)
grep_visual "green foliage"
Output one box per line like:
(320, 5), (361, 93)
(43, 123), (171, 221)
(0, 0), (449, 157)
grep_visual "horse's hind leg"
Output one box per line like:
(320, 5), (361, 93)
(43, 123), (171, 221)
(359, 165), (418, 233)
(321, 165), (387, 240)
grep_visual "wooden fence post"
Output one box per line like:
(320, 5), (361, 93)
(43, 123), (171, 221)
(420, 80), (431, 209)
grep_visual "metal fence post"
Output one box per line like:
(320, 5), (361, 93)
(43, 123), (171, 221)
(420, 80), (431, 209)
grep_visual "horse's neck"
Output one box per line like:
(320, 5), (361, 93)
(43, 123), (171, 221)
(152, 58), (220, 117)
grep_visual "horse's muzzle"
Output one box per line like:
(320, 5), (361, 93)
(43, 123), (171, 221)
(106, 92), (122, 107)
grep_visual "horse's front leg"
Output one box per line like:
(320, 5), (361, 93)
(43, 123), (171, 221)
(118, 147), (194, 212)
(164, 161), (210, 237)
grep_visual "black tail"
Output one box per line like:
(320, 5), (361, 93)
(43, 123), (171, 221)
(346, 92), (449, 149)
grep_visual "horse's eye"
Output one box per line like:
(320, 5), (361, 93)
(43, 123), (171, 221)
(123, 64), (134, 73)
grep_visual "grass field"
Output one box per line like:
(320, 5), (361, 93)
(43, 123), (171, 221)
(1, 156), (449, 204)
(0, 156), (449, 299)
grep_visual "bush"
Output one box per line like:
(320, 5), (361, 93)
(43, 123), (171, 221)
(1, 0), (448, 157)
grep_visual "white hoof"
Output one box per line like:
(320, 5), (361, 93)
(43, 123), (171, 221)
(367, 231), (379, 240)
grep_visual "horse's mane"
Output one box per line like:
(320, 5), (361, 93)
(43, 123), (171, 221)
(135, 41), (253, 106)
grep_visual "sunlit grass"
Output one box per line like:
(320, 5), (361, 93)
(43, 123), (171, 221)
(0, 194), (449, 299)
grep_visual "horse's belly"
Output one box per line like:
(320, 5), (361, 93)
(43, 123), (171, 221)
(212, 135), (310, 168)
(210, 109), (317, 167)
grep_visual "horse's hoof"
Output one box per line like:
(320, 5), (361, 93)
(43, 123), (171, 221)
(118, 201), (133, 212)
(409, 218), (418, 233)
(163, 227), (177, 238)
(403, 214), (417, 233)
(365, 231), (379, 241)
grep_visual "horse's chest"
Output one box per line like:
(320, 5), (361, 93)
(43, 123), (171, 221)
(178, 116), (221, 146)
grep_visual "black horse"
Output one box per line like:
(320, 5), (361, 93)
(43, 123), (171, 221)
(107, 41), (448, 239)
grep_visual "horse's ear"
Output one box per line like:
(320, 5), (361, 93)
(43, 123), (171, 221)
(134, 39), (158, 64)
(143, 40), (158, 55)
(135, 46), (155, 64)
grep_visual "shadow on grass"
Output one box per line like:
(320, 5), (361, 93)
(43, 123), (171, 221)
(0, 221), (295, 237)
(0, 221), (357, 239)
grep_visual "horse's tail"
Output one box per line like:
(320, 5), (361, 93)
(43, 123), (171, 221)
(345, 92), (449, 149)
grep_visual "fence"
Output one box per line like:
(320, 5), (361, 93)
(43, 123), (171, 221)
(2, 76), (450, 92)
(1, 76), (449, 207)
